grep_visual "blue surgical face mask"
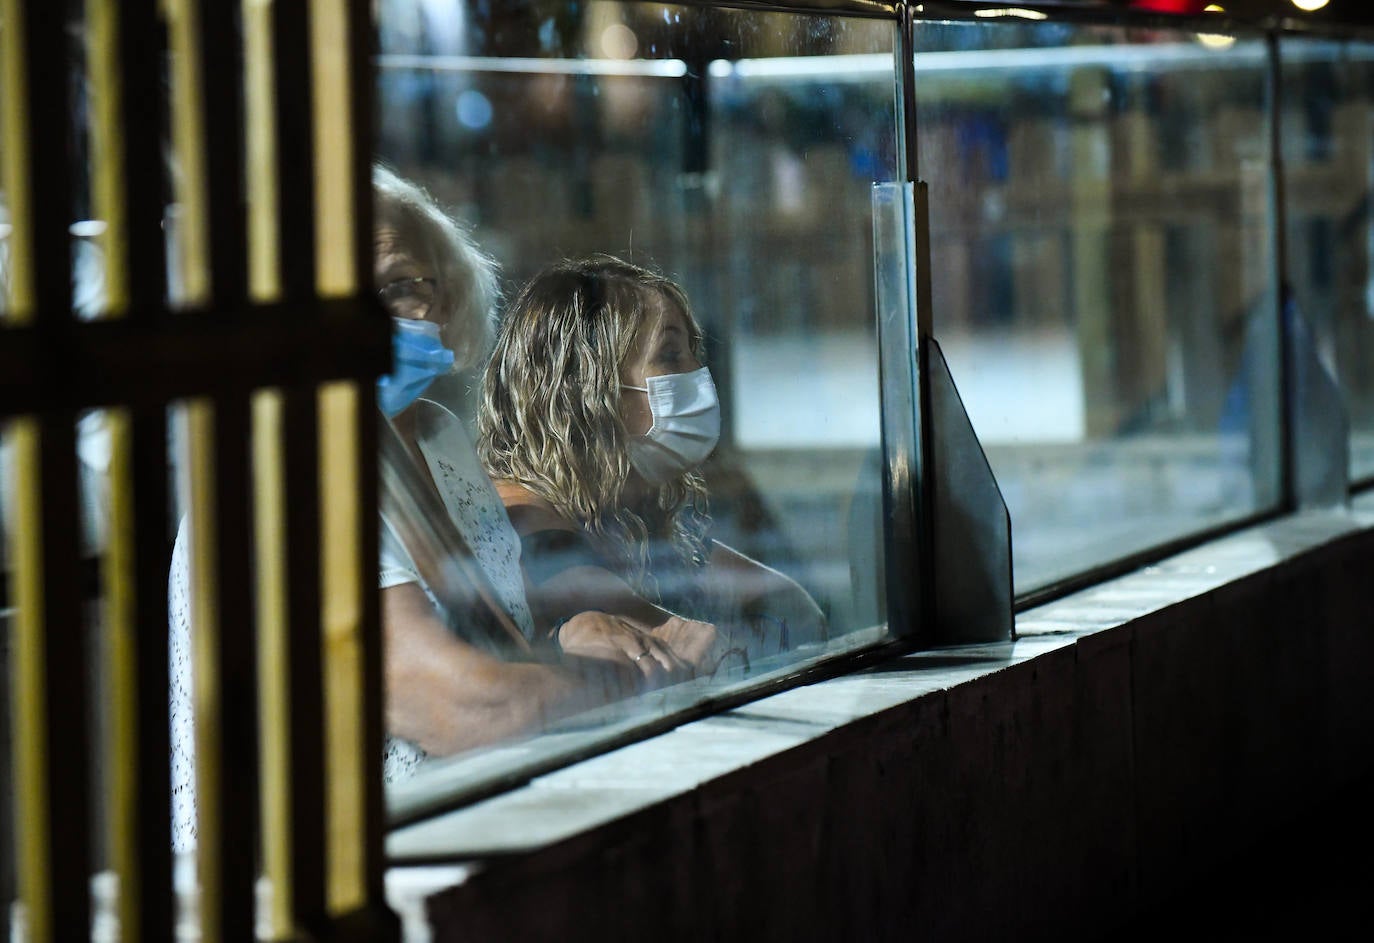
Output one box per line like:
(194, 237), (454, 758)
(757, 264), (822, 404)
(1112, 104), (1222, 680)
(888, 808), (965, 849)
(377, 317), (455, 418)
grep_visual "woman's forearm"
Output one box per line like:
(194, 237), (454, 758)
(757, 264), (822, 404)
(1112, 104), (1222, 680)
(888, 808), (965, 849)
(383, 583), (597, 755)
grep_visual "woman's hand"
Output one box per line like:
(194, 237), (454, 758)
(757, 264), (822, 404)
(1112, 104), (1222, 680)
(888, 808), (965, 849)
(383, 585), (645, 755)
(557, 610), (694, 689)
(649, 615), (731, 675)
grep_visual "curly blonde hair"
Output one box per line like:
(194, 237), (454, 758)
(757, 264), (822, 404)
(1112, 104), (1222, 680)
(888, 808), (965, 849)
(477, 255), (710, 596)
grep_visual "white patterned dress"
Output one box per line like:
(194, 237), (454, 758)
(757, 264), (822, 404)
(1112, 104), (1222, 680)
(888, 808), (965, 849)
(168, 398), (533, 852)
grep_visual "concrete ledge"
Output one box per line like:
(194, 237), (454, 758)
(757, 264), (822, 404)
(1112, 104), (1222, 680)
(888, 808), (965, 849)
(393, 504), (1374, 941)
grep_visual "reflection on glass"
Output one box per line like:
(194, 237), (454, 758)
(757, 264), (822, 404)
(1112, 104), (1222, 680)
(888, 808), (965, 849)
(911, 19), (1281, 593)
(373, 0), (897, 790)
(1280, 38), (1374, 485)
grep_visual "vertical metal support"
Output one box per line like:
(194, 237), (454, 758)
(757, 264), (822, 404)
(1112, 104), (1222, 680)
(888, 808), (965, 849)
(203, 0), (259, 933)
(243, 7), (291, 940)
(349, 0), (394, 926)
(248, 0), (331, 935)
(355, 399), (392, 939)
(899, 7), (1013, 643)
(871, 182), (921, 640)
(163, 10), (218, 934)
(167, 0), (258, 938)
(88, 0), (174, 940)
(898, 2), (920, 191)
(204, 390), (258, 943)
(312, 0), (397, 936)
(1267, 32), (1295, 511)
(1267, 34), (1349, 509)
(895, 0), (932, 643)
(314, 0), (367, 912)
(317, 378), (367, 915)
(1, 2), (91, 942)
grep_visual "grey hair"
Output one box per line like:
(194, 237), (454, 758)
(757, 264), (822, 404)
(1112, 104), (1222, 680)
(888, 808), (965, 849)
(372, 163), (496, 370)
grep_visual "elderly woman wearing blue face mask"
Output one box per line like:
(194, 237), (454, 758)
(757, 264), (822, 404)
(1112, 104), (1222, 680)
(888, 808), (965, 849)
(167, 172), (679, 853)
(365, 173), (697, 758)
(478, 255), (828, 674)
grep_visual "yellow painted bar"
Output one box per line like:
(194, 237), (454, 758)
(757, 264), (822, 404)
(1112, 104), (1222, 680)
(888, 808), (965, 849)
(2, 1), (53, 940)
(163, 0), (222, 939)
(310, 0), (357, 298)
(1, 0), (36, 322)
(245, 0), (282, 304)
(104, 407), (141, 922)
(319, 382), (367, 915)
(311, 0), (369, 914)
(86, 2), (145, 940)
(186, 401), (222, 941)
(87, 0), (129, 314)
(4, 422), (51, 943)
(252, 390), (292, 939)
(162, 0), (211, 308)
(244, 3), (294, 932)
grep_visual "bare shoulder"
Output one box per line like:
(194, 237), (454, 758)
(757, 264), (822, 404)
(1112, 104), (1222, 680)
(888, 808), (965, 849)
(491, 479), (581, 536)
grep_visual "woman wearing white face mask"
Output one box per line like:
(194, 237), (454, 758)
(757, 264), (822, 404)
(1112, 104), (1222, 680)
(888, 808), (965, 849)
(370, 174), (690, 748)
(167, 175), (669, 853)
(478, 255), (827, 675)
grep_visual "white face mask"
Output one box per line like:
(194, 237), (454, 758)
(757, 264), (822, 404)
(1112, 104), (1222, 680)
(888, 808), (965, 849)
(621, 366), (721, 484)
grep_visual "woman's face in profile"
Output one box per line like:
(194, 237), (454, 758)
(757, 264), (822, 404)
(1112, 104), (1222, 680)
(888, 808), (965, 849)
(618, 290), (701, 437)
(374, 225), (444, 337)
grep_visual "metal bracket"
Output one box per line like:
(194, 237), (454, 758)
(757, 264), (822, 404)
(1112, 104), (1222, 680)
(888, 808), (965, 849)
(925, 336), (1014, 643)
(872, 181), (1013, 646)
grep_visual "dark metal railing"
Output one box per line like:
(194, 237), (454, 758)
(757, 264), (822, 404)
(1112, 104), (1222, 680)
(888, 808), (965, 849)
(0, 0), (394, 940)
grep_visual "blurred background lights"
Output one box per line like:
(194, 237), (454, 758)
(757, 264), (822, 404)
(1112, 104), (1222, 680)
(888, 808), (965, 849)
(1198, 4), (1236, 49)
(455, 90), (492, 130)
(972, 8), (1050, 19)
(601, 23), (638, 60)
(68, 220), (108, 238)
(1290, 0), (1329, 11)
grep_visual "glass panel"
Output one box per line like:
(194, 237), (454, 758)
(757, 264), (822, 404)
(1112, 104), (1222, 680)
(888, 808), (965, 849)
(374, 0), (898, 807)
(1279, 37), (1374, 486)
(911, 18), (1281, 594)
